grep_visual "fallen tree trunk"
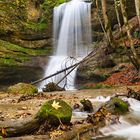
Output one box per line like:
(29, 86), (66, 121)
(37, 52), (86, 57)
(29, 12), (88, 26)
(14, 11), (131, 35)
(0, 99), (72, 138)
(115, 88), (140, 101)
(0, 118), (43, 137)
(54, 124), (94, 140)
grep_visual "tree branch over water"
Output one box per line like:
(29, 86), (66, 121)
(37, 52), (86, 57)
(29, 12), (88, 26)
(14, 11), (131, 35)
(31, 49), (97, 85)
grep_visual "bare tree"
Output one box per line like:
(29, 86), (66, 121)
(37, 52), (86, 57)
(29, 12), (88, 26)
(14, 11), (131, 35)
(101, 0), (116, 48)
(114, 0), (122, 32)
(135, 0), (140, 27)
(120, 0), (139, 70)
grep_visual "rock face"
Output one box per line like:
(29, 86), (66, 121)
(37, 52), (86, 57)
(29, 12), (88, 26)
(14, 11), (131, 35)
(0, 0), (136, 66)
(0, 0), (70, 66)
(0, 0), (62, 49)
(0, 39), (51, 66)
(0, 0), (52, 66)
(8, 83), (38, 94)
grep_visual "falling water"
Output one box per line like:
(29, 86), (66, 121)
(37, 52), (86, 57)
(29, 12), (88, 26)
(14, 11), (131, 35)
(39, 0), (92, 90)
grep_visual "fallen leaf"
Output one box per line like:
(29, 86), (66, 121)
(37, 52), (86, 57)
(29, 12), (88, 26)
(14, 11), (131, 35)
(51, 100), (61, 110)
(1, 127), (7, 136)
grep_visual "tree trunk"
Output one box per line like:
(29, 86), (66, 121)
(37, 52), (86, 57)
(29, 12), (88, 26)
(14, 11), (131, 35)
(114, 0), (122, 32)
(101, 0), (115, 48)
(120, 0), (140, 70)
(135, 0), (140, 27)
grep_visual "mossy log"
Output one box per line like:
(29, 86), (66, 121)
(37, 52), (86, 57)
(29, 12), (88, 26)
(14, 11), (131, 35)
(0, 99), (72, 138)
(55, 124), (94, 140)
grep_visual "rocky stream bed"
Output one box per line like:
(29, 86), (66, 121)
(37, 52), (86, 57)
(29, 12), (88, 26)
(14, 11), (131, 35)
(0, 86), (140, 140)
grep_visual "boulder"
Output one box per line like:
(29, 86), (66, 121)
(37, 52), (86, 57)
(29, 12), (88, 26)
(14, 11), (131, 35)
(36, 99), (72, 125)
(105, 97), (129, 114)
(8, 83), (38, 94)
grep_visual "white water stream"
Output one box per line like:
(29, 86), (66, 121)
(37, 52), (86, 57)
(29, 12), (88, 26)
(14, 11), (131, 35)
(39, 0), (92, 90)
(73, 96), (140, 140)
(96, 97), (140, 140)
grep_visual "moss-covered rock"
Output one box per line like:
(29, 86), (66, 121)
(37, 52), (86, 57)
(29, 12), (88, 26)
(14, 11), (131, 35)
(42, 82), (65, 92)
(8, 83), (38, 94)
(80, 99), (93, 113)
(105, 97), (129, 114)
(36, 99), (72, 124)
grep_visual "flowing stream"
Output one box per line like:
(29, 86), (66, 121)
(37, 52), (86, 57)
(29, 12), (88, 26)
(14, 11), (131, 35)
(39, 0), (92, 90)
(38, 0), (140, 139)
(73, 96), (140, 140)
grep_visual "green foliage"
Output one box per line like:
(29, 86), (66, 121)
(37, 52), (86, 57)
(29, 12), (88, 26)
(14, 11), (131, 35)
(133, 30), (140, 38)
(81, 84), (112, 90)
(23, 21), (47, 31)
(0, 0), (28, 31)
(41, 0), (66, 22)
(99, 74), (110, 80)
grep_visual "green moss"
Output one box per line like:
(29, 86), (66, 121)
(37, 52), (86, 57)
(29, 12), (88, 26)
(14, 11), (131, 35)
(0, 58), (20, 66)
(99, 74), (110, 80)
(94, 84), (112, 89)
(106, 97), (129, 114)
(115, 45), (125, 54)
(0, 40), (50, 56)
(40, 0), (66, 24)
(23, 22), (47, 31)
(36, 99), (72, 124)
(8, 83), (38, 94)
(0, 39), (51, 65)
(0, 0), (28, 31)
(81, 84), (112, 90)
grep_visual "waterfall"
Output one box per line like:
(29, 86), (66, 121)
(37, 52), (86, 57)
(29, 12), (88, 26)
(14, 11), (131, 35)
(39, 0), (92, 90)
